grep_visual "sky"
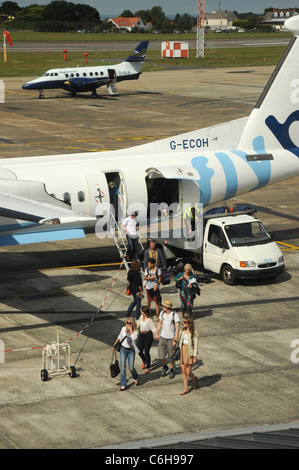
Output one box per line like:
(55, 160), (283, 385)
(11, 1), (298, 16)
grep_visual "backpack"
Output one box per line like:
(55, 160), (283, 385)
(161, 268), (171, 285)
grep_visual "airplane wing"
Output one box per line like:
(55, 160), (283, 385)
(64, 77), (111, 90)
(0, 192), (96, 246)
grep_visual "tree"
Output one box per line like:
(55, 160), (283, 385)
(150, 6), (165, 24)
(0, 1), (20, 14)
(120, 9), (134, 17)
(135, 9), (152, 23)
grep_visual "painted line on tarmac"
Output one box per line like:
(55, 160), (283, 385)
(39, 261), (124, 272)
(277, 241), (299, 251)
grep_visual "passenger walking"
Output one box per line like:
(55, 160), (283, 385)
(126, 260), (143, 319)
(143, 240), (166, 270)
(121, 211), (139, 261)
(155, 299), (179, 379)
(179, 317), (198, 395)
(137, 306), (157, 374)
(145, 257), (162, 321)
(113, 317), (139, 391)
(175, 263), (196, 317)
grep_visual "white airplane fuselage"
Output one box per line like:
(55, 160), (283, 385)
(1, 17), (299, 246)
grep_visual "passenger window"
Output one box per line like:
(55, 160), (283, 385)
(76, 73), (79, 77)
(63, 192), (71, 204)
(89, 72), (93, 76)
(78, 191), (85, 202)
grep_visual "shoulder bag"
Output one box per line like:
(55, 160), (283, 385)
(114, 335), (127, 352)
(110, 350), (120, 378)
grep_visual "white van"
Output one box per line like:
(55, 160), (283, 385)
(152, 206), (285, 285)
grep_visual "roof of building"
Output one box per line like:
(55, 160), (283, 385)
(261, 9), (298, 23)
(99, 422), (299, 449)
(109, 17), (143, 28)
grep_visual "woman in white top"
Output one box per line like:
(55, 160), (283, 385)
(137, 306), (157, 374)
(178, 317), (199, 395)
(113, 317), (139, 391)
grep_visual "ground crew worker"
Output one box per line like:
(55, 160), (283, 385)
(183, 206), (201, 239)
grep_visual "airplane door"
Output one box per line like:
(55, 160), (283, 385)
(85, 172), (109, 217)
(108, 69), (116, 80)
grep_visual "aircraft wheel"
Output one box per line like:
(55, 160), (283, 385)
(221, 264), (236, 285)
(91, 91), (98, 99)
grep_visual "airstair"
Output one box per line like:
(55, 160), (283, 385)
(110, 213), (129, 272)
(107, 80), (119, 96)
(109, 213), (144, 272)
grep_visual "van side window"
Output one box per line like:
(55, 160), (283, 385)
(208, 225), (226, 248)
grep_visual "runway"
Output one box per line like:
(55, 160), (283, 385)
(9, 37), (290, 52)
(0, 66), (298, 449)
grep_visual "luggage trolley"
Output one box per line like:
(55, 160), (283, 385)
(41, 330), (76, 382)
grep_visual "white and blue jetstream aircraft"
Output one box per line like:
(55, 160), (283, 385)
(22, 40), (149, 98)
(1, 16), (299, 248)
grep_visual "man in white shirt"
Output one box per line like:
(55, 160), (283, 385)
(121, 211), (139, 260)
(155, 299), (179, 378)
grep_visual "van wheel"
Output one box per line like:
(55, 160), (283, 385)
(221, 264), (236, 285)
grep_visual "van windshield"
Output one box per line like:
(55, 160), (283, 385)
(224, 221), (272, 246)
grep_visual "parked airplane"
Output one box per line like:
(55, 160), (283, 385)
(1, 16), (299, 248)
(22, 40), (149, 99)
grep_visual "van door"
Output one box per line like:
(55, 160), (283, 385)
(203, 223), (229, 274)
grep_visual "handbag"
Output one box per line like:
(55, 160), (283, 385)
(172, 331), (183, 361)
(126, 285), (132, 295)
(110, 350), (120, 378)
(114, 335), (127, 352)
(172, 346), (181, 361)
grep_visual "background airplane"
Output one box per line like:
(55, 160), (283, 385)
(22, 40), (149, 99)
(1, 16), (299, 248)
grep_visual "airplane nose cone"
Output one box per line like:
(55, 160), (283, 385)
(22, 84), (30, 89)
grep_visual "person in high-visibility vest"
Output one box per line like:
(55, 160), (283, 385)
(183, 206), (201, 239)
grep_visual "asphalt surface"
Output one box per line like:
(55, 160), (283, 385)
(0, 65), (298, 450)
(9, 36), (290, 52)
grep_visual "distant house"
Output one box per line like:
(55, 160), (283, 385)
(259, 8), (298, 30)
(108, 17), (148, 32)
(204, 9), (238, 31)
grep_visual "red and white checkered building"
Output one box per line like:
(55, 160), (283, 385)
(161, 41), (189, 59)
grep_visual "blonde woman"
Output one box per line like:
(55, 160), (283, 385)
(113, 317), (139, 391)
(179, 317), (198, 395)
(175, 263), (195, 317)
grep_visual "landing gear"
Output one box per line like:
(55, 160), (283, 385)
(91, 90), (98, 99)
(70, 90), (77, 97)
(38, 90), (45, 99)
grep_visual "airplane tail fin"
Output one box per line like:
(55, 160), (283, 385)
(237, 15), (299, 158)
(125, 41), (149, 63)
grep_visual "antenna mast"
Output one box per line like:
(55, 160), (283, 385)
(196, 0), (205, 58)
